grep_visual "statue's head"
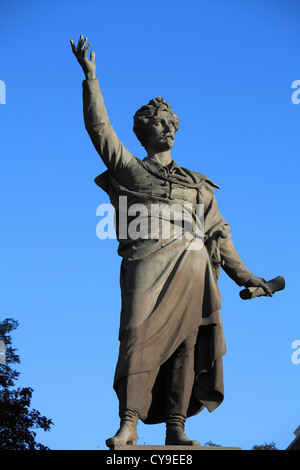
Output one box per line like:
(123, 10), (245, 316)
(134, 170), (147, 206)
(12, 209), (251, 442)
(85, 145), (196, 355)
(133, 97), (179, 151)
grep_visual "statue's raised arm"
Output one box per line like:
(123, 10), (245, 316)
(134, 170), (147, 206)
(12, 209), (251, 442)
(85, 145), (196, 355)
(70, 35), (132, 174)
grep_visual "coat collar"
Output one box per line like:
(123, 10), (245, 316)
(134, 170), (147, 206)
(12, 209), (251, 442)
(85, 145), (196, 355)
(94, 157), (220, 193)
(141, 157), (220, 188)
(142, 157), (185, 176)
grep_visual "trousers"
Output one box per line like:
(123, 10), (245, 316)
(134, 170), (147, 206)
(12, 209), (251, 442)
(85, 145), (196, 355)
(117, 328), (198, 421)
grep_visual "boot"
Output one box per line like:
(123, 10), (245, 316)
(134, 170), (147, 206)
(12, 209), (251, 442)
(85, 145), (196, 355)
(165, 416), (201, 446)
(105, 413), (138, 448)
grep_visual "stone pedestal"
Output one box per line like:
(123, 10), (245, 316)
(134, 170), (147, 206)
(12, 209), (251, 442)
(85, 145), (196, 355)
(110, 444), (241, 451)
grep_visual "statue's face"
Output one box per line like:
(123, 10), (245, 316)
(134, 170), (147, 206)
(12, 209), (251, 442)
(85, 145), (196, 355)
(146, 111), (177, 152)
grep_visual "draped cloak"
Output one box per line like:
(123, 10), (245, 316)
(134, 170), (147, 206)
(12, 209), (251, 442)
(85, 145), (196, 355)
(83, 78), (253, 424)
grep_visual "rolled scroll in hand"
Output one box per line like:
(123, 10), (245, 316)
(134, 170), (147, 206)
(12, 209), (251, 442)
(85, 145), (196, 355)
(239, 276), (285, 300)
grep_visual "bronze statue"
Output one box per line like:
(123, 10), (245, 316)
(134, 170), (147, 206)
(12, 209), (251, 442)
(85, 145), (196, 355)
(70, 35), (274, 448)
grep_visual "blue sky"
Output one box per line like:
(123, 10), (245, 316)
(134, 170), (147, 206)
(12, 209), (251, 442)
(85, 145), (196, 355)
(1, 0), (299, 450)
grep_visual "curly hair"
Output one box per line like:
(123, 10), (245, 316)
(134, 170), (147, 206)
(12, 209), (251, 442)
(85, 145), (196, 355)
(133, 97), (179, 149)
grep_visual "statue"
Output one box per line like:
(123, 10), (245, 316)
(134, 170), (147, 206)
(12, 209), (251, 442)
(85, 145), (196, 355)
(70, 35), (275, 448)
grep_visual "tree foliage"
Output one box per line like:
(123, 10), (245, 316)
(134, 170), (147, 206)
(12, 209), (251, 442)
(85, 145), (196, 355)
(204, 440), (278, 450)
(251, 442), (278, 450)
(0, 318), (53, 450)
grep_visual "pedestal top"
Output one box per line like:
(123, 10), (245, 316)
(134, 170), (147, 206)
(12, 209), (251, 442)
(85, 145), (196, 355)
(110, 444), (241, 451)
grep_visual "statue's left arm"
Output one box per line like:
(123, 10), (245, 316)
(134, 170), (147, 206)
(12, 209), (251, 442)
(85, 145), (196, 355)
(221, 238), (272, 295)
(205, 192), (272, 296)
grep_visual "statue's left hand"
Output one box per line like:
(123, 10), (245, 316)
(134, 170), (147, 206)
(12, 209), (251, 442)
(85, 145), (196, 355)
(244, 276), (273, 297)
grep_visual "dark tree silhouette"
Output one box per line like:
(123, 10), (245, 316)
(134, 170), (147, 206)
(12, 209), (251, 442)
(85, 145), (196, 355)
(252, 442), (278, 450)
(0, 318), (53, 450)
(204, 440), (278, 450)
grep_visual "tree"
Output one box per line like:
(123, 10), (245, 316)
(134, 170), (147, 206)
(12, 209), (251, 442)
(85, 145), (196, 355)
(204, 441), (221, 447)
(204, 440), (278, 450)
(252, 442), (278, 450)
(0, 318), (53, 450)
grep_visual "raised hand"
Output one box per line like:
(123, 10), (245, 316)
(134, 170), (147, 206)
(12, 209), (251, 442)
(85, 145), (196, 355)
(70, 35), (96, 80)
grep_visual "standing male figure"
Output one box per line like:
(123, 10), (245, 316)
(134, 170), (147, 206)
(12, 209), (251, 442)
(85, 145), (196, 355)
(70, 36), (272, 447)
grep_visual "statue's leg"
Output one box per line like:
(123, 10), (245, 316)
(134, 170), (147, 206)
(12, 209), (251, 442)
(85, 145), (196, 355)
(105, 408), (138, 448)
(105, 371), (155, 448)
(164, 328), (201, 446)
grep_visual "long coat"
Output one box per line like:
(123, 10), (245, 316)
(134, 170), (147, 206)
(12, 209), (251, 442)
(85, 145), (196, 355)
(83, 79), (253, 423)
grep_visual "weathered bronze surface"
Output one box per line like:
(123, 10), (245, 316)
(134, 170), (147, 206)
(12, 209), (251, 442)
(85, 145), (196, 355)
(70, 35), (278, 448)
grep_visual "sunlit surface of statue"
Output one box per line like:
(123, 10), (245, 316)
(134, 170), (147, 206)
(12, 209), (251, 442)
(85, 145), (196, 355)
(70, 35), (273, 448)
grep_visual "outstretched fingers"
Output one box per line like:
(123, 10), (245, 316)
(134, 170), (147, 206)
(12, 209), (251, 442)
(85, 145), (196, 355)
(78, 34), (84, 49)
(83, 42), (92, 57)
(70, 36), (84, 57)
(70, 39), (76, 55)
(75, 35), (87, 56)
(70, 35), (96, 78)
(90, 49), (96, 62)
(81, 37), (88, 51)
(70, 35), (94, 60)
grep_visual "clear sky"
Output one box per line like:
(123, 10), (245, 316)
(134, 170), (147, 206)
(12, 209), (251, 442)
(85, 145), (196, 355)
(1, 0), (299, 450)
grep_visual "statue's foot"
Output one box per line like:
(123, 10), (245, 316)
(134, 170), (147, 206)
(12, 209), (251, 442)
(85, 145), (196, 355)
(165, 426), (201, 446)
(105, 421), (138, 448)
